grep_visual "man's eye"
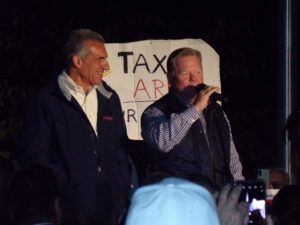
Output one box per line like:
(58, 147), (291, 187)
(179, 72), (189, 76)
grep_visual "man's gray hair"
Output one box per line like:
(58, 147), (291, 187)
(64, 28), (105, 70)
(166, 47), (202, 82)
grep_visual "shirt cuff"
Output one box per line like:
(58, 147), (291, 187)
(183, 105), (200, 123)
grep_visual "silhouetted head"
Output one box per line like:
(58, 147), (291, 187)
(269, 184), (300, 224)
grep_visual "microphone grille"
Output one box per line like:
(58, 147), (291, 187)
(195, 83), (207, 93)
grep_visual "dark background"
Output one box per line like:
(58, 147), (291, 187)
(0, 0), (299, 180)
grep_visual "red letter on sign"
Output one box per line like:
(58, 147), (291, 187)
(152, 79), (164, 99)
(134, 79), (151, 99)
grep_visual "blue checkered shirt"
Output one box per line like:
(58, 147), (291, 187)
(141, 98), (244, 181)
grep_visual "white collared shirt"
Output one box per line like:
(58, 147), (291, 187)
(58, 71), (98, 136)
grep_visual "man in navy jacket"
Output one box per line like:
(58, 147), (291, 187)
(17, 29), (131, 225)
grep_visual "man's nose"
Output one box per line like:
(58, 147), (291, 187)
(102, 59), (110, 70)
(190, 72), (198, 81)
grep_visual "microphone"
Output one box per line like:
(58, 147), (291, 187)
(195, 84), (228, 103)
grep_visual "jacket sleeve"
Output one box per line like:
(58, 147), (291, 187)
(16, 92), (54, 170)
(114, 93), (131, 188)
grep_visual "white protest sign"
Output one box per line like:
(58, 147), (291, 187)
(104, 39), (220, 140)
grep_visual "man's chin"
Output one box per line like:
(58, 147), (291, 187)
(177, 86), (197, 98)
(177, 92), (197, 103)
(188, 96), (197, 104)
(92, 78), (102, 86)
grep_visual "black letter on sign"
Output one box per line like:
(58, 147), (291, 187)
(152, 55), (167, 73)
(133, 54), (150, 73)
(118, 52), (133, 74)
(127, 109), (137, 123)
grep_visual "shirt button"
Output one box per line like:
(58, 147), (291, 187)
(97, 166), (101, 173)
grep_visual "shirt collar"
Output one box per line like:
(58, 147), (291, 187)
(58, 71), (113, 101)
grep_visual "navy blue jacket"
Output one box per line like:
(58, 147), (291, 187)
(17, 78), (130, 222)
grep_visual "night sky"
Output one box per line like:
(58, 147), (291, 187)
(0, 0), (298, 179)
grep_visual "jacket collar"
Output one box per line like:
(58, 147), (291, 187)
(57, 70), (113, 101)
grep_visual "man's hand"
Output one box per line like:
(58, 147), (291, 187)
(193, 85), (220, 111)
(217, 184), (249, 225)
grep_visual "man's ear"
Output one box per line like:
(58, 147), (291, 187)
(167, 72), (175, 87)
(72, 55), (82, 69)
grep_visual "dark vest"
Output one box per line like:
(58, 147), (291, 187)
(143, 93), (233, 187)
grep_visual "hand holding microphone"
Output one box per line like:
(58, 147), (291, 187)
(195, 84), (228, 103)
(193, 84), (227, 112)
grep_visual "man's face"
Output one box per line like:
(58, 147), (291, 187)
(78, 40), (110, 87)
(269, 171), (287, 189)
(172, 56), (204, 101)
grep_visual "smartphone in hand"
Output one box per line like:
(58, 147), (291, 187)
(233, 180), (266, 225)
